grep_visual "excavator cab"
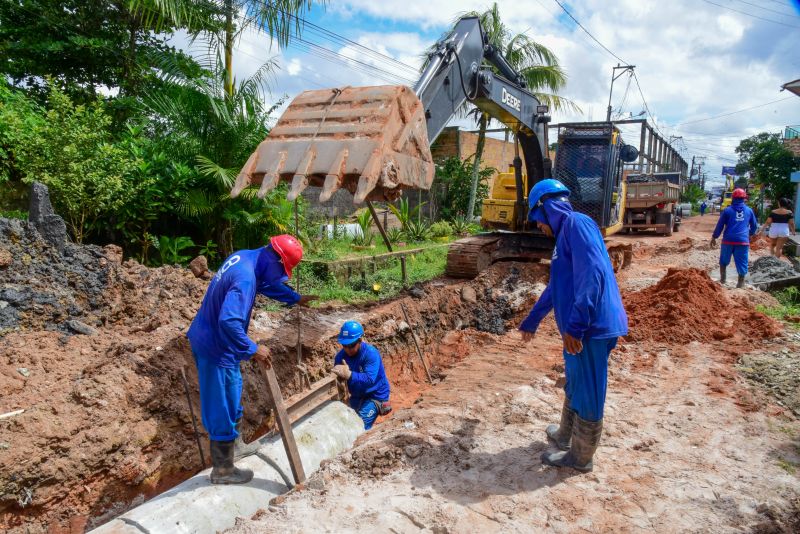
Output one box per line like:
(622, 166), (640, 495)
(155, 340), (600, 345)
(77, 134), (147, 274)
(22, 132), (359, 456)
(551, 123), (628, 236)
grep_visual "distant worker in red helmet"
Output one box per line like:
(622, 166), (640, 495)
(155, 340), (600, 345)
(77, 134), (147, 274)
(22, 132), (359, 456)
(711, 188), (758, 288)
(187, 234), (317, 484)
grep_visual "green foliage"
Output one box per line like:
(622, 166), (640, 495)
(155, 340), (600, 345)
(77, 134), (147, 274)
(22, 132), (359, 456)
(2, 84), (136, 242)
(351, 210), (374, 247)
(386, 227), (404, 244)
(296, 247), (447, 304)
(450, 217), (477, 236)
(436, 156), (493, 219)
(429, 220), (453, 238)
(680, 183), (707, 208)
(0, 209), (27, 220)
(735, 133), (798, 200)
(154, 235), (195, 265)
(388, 197), (424, 231)
(199, 239), (219, 263)
(757, 287), (800, 329)
(403, 219), (431, 242)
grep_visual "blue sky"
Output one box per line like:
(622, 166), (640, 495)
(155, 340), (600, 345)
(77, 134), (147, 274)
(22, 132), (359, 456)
(174, 0), (800, 188)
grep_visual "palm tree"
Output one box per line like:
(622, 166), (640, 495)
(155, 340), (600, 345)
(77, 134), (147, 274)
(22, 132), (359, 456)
(426, 3), (576, 221)
(132, 0), (324, 99)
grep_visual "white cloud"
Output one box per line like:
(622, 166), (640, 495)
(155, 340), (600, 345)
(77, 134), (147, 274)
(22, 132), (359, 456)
(286, 58), (302, 76)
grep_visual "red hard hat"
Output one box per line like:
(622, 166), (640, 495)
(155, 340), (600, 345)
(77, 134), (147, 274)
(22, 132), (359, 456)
(732, 188), (747, 199)
(270, 234), (303, 278)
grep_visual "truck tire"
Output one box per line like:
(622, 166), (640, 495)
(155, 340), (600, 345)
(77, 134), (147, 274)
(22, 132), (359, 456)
(663, 214), (674, 236)
(673, 221), (680, 233)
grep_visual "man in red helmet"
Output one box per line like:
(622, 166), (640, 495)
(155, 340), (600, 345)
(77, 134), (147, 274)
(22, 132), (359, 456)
(187, 234), (317, 484)
(711, 188), (758, 288)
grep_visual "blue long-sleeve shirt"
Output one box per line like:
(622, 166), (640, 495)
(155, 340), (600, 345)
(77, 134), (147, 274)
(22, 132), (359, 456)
(520, 199), (628, 340)
(712, 198), (758, 245)
(187, 246), (300, 368)
(334, 342), (390, 403)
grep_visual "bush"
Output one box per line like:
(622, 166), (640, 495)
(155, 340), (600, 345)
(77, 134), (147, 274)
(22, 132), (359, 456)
(429, 220), (453, 238)
(403, 219), (431, 242)
(386, 227), (404, 244)
(435, 156), (494, 220)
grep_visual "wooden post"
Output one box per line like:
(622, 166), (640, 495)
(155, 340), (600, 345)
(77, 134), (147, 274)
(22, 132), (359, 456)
(400, 303), (433, 384)
(400, 256), (407, 287)
(367, 200), (392, 252)
(261, 365), (306, 485)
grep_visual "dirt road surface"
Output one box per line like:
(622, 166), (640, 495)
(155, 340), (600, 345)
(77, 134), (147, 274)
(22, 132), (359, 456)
(228, 215), (800, 534)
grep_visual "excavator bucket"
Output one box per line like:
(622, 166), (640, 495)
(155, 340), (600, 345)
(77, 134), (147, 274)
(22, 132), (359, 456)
(231, 85), (435, 204)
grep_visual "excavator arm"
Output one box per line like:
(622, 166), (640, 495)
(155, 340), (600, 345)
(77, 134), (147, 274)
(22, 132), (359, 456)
(231, 15), (550, 227)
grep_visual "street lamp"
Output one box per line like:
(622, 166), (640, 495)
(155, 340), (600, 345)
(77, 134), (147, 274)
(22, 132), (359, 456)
(606, 64), (636, 122)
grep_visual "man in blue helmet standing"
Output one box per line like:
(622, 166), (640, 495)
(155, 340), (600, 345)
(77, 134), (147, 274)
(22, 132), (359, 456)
(331, 321), (391, 430)
(519, 179), (628, 472)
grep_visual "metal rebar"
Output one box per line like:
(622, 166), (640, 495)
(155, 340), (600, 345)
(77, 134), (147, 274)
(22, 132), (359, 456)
(180, 367), (206, 467)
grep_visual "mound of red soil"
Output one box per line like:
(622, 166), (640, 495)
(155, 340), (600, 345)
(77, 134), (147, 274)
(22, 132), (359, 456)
(624, 268), (781, 344)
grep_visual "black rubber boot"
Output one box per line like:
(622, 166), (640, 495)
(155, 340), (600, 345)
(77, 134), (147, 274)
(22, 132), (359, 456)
(541, 415), (603, 473)
(210, 439), (254, 484)
(736, 275), (745, 289)
(719, 266), (726, 285)
(545, 398), (575, 451)
(233, 417), (260, 460)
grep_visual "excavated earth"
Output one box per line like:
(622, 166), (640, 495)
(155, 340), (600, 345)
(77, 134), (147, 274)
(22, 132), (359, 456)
(1, 214), (799, 533)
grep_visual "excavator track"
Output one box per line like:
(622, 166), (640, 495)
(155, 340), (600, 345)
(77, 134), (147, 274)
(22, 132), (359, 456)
(445, 236), (502, 278)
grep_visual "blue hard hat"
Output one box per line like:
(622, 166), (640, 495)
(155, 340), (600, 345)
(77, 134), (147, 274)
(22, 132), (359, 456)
(338, 320), (364, 345)
(528, 179), (570, 213)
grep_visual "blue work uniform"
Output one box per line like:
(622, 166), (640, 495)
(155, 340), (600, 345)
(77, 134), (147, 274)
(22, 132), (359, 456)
(700, 202), (707, 216)
(520, 199), (628, 422)
(334, 342), (390, 430)
(187, 246), (300, 441)
(712, 198), (758, 276)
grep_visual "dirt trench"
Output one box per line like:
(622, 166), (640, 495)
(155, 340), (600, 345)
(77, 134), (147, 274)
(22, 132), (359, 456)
(0, 217), (548, 534)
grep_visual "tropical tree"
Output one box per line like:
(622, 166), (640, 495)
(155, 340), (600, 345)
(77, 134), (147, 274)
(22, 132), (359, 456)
(735, 133), (798, 201)
(135, 0), (324, 99)
(424, 3), (575, 220)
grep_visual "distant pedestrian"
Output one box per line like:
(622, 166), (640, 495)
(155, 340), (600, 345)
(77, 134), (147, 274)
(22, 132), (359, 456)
(711, 188), (758, 288)
(761, 198), (795, 259)
(519, 179), (627, 473)
(700, 201), (707, 216)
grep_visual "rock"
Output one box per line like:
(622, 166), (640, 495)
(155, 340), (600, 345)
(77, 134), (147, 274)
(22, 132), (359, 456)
(397, 321), (410, 333)
(65, 319), (98, 336)
(159, 289), (173, 300)
(189, 256), (209, 278)
(408, 285), (425, 299)
(28, 182), (68, 254)
(0, 248), (11, 268)
(103, 244), (123, 265)
(17, 367), (30, 377)
(460, 286), (477, 304)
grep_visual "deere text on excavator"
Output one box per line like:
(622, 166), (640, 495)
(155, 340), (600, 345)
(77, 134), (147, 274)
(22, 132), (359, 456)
(231, 16), (638, 278)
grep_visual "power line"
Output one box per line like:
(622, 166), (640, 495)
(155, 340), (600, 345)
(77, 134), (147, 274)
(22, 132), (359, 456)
(732, 0), (800, 17)
(700, 0), (800, 29)
(550, 0), (628, 64)
(670, 97), (795, 126)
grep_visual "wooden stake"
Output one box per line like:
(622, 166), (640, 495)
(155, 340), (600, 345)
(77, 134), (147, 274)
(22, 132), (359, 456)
(180, 367), (206, 467)
(367, 200), (392, 252)
(400, 256), (407, 287)
(261, 365), (306, 485)
(400, 303), (433, 384)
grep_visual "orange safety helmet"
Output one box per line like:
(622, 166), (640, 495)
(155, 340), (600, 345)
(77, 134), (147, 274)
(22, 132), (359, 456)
(732, 188), (747, 199)
(270, 234), (303, 278)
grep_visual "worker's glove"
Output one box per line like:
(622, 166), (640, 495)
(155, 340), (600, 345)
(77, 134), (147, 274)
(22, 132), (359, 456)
(252, 345), (272, 369)
(332, 364), (351, 380)
(297, 295), (319, 308)
(710, 238), (717, 249)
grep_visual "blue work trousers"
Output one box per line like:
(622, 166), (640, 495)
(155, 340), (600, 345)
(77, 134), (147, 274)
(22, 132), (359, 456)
(719, 244), (749, 276)
(193, 351), (243, 441)
(564, 337), (617, 422)
(350, 397), (379, 430)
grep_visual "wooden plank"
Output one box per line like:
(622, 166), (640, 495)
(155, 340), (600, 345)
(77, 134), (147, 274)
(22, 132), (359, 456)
(261, 366), (306, 485)
(285, 375), (340, 424)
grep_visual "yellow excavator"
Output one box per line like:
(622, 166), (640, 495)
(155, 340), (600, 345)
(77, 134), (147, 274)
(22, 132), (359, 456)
(721, 173), (736, 210)
(231, 16), (637, 278)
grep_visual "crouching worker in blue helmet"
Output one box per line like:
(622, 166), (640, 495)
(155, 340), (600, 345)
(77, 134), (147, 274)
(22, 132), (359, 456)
(519, 179), (628, 472)
(331, 321), (391, 430)
(187, 235), (318, 485)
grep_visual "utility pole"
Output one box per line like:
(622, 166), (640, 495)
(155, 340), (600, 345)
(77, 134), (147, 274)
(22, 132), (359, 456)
(606, 64), (636, 122)
(687, 156), (696, 188)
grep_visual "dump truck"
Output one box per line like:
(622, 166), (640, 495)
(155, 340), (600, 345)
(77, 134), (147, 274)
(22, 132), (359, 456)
(231, 16), (639, 278)
(623, 173), (681, 235)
